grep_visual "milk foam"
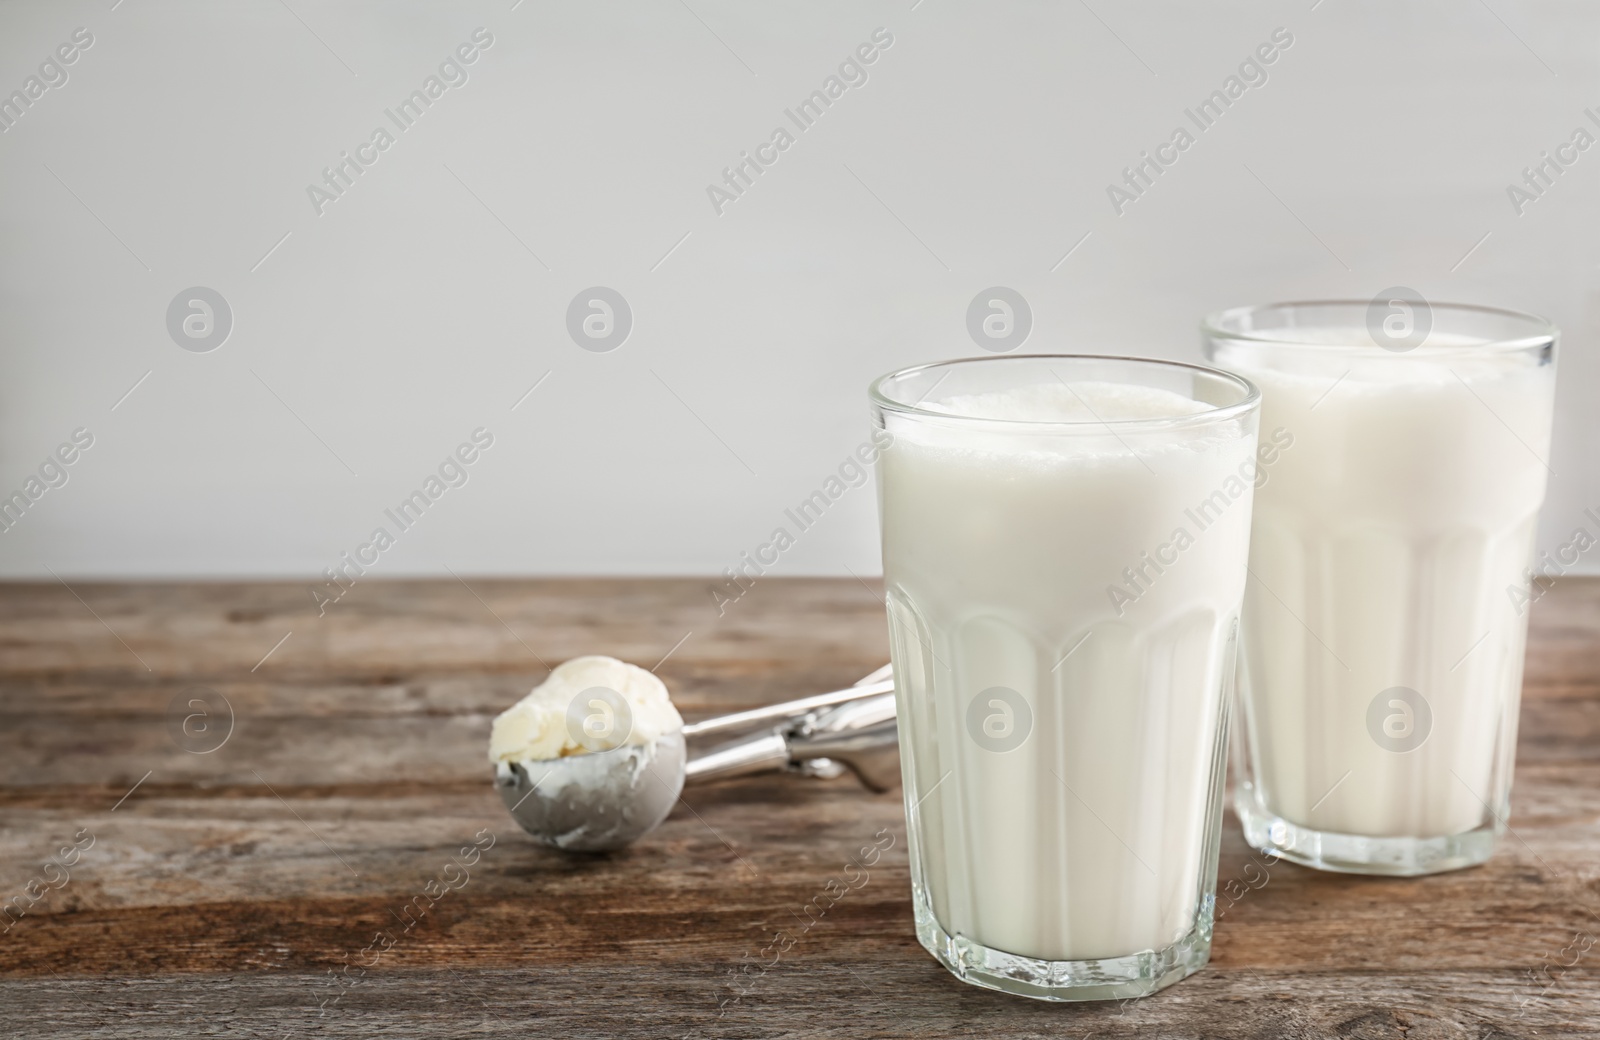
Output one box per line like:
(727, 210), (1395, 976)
(925, 381), (1210, 422)
(894, 381), (1240, 471)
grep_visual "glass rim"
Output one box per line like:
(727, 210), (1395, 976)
(867, 353), (1260, 432)
(1201, 299), (1558, 354)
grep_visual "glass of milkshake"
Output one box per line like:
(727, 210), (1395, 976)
(869, 355), (1261, 1001)
(1203, 300), (1558, 875)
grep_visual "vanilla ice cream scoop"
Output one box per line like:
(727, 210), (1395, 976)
(491, 656), (687, 852)
(489, 655), (685, 763)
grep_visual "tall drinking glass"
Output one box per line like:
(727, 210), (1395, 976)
(869, 355), (1261, 1001)
(1203, 301), (1558, 875)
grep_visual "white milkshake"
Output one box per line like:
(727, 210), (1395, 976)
(870, 356), (1260, 1001)
(1205, 304), (1558, 874)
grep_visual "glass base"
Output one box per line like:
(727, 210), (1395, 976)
(912, 882), (1212, 1002)
(1235, 784), (1500, 876)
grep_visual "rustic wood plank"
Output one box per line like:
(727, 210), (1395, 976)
(1, 577), (1597, 1038)
(1, 968), (1596, 1039)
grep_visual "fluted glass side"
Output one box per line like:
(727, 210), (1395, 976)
(891, 596), (1237, 996)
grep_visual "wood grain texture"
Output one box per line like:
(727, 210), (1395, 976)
(1, 576), (1597, 1039)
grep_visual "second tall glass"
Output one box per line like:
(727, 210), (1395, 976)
(1204, 301), (1559, 875)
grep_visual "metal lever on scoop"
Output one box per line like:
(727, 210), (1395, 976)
(684, 669), (900, 792)
(681, 669), (894, 741)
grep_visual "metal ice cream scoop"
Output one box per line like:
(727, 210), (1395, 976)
(495, 666), (897, 852)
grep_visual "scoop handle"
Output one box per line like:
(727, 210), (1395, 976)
(788, 719), (901, 793)
(680, 671), (893, 739)
(682, 666), (895, 785)
(683, 731), (790, 783)
(684, 686), (902, 787)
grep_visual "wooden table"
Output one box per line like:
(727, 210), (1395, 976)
(2, 576), (1596, 1038)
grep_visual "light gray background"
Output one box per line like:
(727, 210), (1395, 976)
(0, 0), (1595, 579)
